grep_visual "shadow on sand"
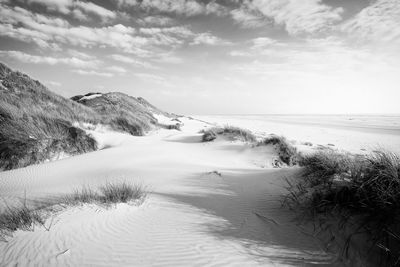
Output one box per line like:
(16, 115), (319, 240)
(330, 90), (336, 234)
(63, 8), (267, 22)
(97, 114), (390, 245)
(153, 168), (341, 266)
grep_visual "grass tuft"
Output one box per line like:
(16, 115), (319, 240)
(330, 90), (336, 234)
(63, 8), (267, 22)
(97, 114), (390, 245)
(0, 205), (43, 234)
(99, 182), (147, 204)
(200, 126), (257, 143)
(1, 182), (147, 239)
(285, 149), (400, 264)
(259, 135), (299, 166)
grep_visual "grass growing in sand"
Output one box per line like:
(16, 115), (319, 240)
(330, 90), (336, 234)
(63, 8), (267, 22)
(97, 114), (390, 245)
(0, 62), (167, 170)
(201, 126), (299, 166)
(0, 182), (147, 239)
(285, 149), (400, 265)
(200, 126), (257, 142)
(258, 135), (299, 166)
(0, 203), (44, 238)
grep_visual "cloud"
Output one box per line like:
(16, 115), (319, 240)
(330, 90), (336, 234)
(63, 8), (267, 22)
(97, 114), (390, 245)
(341, 0), (400, 45)
(247, 0), (343, 35)
(136, 15), (176, 26)
(74, 1), (116, 21)
(139, 26), (195, 46)
(72, 69), (114, 77)
(106, 65), (127, 73)
(0, 5), (147, 51)
(114, 0), (139, 7)
(230, 8), (269, 28)
(0, 4), (203, 53)
(0, 50), (100, 68)
(134, 72), (170, 85)
(251, 37), (277, 49)
(140, 0), (227, 17)
(26, 0), (73, 14)
(229, 50), (251, 57)
(109, 54), (155, 68)
(190, 32), (231, 46)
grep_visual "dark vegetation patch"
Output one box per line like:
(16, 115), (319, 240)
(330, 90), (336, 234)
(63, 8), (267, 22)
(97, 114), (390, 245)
(258, 135), (299, 166)
(158, 123), (182, 131)
(0, 62), (169, 170)
(285, 150), (400, 266)
(200, 126), (257, 143)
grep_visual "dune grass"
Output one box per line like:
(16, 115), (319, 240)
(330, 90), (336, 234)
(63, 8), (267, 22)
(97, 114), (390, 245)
(201, 126), (257, 142)
(0, 204), (44, 238)
(258, 135), (299, 166)
(0, 62), (165, 170)
(285, 150), (400, 264)
(65, 181), (147, 205)
(0, 182), (147, 239)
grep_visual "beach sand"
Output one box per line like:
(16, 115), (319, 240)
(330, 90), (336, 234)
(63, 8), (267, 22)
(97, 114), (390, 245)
(1, 115), (398, 266)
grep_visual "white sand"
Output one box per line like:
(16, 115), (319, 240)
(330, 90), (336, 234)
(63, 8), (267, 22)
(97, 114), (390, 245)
(2, 115), (395, 266)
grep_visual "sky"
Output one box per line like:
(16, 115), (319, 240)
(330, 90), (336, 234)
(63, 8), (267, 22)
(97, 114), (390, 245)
(0, 0), (399, 114)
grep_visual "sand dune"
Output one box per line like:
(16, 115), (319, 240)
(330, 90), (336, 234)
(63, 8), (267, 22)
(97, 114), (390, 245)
(0, 117), (339, 266)
(197, 115), (400, 154)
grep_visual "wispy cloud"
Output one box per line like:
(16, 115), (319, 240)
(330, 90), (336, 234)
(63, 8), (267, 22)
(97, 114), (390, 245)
(190, 32), (231, 46)
(341, 0), (400, 45)
(230, 7), (269, 28)
(74, 1), (116, 21)
(109, 54), (155, 68)
(72, 69), (114, 77)
(248, 0), (343, 35)
(0, 50), (100, 68)
(139, 0), (227, 17)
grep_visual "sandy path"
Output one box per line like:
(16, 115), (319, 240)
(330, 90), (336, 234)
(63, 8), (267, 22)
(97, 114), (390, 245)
(0, 118), (335, 266)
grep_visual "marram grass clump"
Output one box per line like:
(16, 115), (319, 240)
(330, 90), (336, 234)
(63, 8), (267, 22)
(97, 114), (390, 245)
(285, 150), (400, 265)
(200, 126), (257, 142)
(0, 182), (147, 239)
(258, 135), (299, 166)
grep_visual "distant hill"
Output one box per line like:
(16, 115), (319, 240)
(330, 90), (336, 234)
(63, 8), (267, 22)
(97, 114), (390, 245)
(71, 92), (168, 135)
(0, 62), (170, 170)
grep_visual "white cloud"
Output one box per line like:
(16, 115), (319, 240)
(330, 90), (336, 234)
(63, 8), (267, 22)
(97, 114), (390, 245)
(248, 0), (343, 35)
(25, 0), (116, 22)
(74, 1), (116, 21)
(229, 50), (251, 57)
(106, 65), (127, 74)
(137, 15), (176, 26)
(72, 69), (113, 77)
(0, 50), (100, 68)
(109, 54), (155, 68)
(341, 0), (400, 45)
(134, 72), (169, 85)
(71, 8), (89, 21)
(190, 32), (231, 46)
(26, 0), (73, 14)
(230, 8), (269, 28)
(0, 5), (147, 51)
(140, 0), (227, 17)
(114, 0), (139, 7)
(251, 37), (277, 49)
(0, 4), (202, 52)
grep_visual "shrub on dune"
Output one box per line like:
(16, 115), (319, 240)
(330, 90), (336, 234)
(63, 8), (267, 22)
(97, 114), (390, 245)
(0, 62), (169, 170)
(286, 150), (400, 264)
(259, 135), (299, 166)
(201, 126), (257, 142)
